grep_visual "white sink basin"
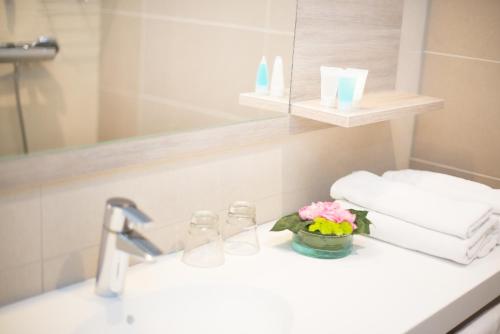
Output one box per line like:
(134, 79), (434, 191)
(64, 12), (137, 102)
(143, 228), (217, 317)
(74, 285), (292, 334)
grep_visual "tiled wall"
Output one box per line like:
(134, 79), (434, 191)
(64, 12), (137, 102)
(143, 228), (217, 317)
(98, 0), (295, 141)
(0, 0), (100, 156)
(411, 0), (500, 188)
(0, 0), (412, 306)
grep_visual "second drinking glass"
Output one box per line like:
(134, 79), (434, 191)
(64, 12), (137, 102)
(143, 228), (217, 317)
(223, 201), (260, 256)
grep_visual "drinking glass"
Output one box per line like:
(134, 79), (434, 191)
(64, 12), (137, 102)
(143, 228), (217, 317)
(182, 210), (224, 267)
(223, 201), (259, 256)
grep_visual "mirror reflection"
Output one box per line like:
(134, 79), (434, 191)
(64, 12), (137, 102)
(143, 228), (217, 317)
(0, 0), (296, 158)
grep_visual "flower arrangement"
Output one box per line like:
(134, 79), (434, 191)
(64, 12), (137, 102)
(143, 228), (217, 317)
(271, 201), (372, 236)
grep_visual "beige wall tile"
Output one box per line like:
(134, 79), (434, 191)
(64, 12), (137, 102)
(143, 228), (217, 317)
(141, 19), (265, 111)
(413, 54), (500, 178)
(0, 262), (42, 307)
(41, 179), (125, 259)
(282, 123), (395, 192)
(144, 0), (269, 28)
(0, 189), (41, 271)
(0, 89), (23, 156)
(98, 90), (139, 141)
(100, 0), (142, 12)
(426, 0), (500, 60)
(0, 0), (50, 41)
(138, 98), (231, 136)
(43, 246), (99, 291)
(99, 12), (141, 93)
(19, 61), (99, 152)
(218, 146), (283, 205)
(255, 194), (283, 224)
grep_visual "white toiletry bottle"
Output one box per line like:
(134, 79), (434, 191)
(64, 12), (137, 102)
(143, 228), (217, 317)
(346, 68), (369, 106)
(270, 56), (284, 97)
(320, 66), (342, 107)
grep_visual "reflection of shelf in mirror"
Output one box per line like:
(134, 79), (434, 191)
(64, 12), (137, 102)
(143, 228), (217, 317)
(290, 91), (444, 128)
(239, 92), (289, 114)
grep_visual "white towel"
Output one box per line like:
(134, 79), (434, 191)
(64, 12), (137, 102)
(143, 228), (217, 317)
(383, 169), (500, 213)
(337, 200), (499, 264)
(330, 171), (492, 239)
(383, 169), (500, 244)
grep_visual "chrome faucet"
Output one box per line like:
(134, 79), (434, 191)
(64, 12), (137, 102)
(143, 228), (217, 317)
(95, 198), (162, 297)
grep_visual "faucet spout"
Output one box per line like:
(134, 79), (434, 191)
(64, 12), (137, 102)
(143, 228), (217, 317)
(117, 230), (162, 262)
(95, 198), (163, 297)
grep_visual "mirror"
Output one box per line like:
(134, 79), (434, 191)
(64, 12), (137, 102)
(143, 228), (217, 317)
(0, 0), (296, 159)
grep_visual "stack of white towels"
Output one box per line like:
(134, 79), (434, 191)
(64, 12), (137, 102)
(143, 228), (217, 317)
(330, 169), (500, 264)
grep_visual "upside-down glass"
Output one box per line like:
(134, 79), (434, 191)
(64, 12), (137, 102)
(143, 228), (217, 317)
(223, 201), (259, 255)
(182, 211), (224, 268)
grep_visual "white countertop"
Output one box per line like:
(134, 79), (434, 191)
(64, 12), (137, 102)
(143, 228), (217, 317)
(1, 223), (499, 334)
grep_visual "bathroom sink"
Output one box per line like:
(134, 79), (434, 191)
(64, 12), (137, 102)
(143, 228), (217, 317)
(1, 223), (500, 334)
(75, 285), (291, 334)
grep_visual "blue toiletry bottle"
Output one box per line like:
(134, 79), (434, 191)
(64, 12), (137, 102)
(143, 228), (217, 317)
(337, 74), (357, 111)
(255, 56), (269, 94)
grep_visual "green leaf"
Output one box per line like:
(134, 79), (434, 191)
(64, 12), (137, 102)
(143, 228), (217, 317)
(352, 212), (372, 235)
(289, 220), (310, 233)
(270, 213), (310, 233)
(271, 213), (301, 231)
(349, 209), (368, 218)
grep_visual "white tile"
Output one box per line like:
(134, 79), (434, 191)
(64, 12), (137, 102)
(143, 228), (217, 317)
(43, 246), (99, 291)
(0, 262), (42, 307)
(0, 189), (42, 271)
(255, 194), (283, 224)
(219, 147), (283, 205)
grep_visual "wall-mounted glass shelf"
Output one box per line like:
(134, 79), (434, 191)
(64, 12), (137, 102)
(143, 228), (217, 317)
(239, 91), (444, 128)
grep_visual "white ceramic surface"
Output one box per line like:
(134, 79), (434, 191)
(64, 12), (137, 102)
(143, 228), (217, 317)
(0, 223), (499, 334)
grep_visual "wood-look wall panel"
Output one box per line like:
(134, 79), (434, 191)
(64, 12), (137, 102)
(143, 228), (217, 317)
(291, 0), (404, 101)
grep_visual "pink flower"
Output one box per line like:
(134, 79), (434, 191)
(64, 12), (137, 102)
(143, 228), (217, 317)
(298, 201), (357, 229)
(298, 202), (326, 220)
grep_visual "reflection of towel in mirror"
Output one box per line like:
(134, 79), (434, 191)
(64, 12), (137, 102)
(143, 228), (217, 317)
(336, 200), (498, 265)
(330, 171), (492, 239)
(383, 169), (500, 244)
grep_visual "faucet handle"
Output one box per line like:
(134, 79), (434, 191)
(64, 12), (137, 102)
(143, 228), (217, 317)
(104, 198), (153, 232)
(122, 206), (152, 230)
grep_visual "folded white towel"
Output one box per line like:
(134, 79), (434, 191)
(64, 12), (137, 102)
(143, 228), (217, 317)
(330, 171), (492, 239)
(383, 169), (500, 214)
(337, 200), (499, 264)
(383, 169), (500, 245)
